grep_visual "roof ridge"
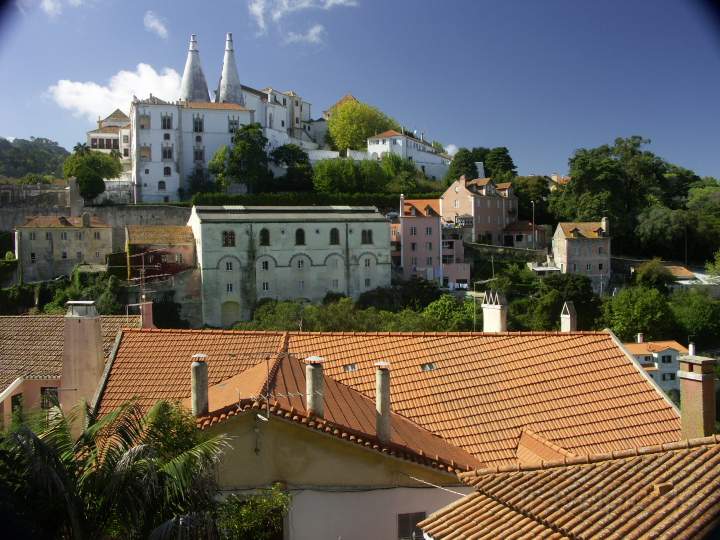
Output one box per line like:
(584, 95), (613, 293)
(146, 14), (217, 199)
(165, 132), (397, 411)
(519, 428), (576, 458)
(461, 434), (720, 479)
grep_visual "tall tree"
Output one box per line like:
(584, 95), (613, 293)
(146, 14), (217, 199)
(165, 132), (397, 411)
(484, 147), (517, 180)
(270, 144), (313, 192)
(63, 150), (121, 202)
(327, 100), (399, 152)
(444, 148), (478, 183)
(512, 175), (551, 222)
(603, 286), (674, 341)
(0, 136), (69, 178)
(209, 123), (272, 193)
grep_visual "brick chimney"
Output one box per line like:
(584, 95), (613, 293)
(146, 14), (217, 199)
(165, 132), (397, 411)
(560, 301), (577, 332)
(140, 293), (155, 328)
(60, 301), (104, 416)
(305, 356), (325, 418)
(678, 349), (716, 439)
(191, 353), (208, 417)
(375, 362), (391, 444)
(482, 290), (507, 332)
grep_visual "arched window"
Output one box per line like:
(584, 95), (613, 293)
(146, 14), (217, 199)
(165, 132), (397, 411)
(259, 228), (270, 246)
(361, 229), (373, 244)
(163, 166), (171, 177)
(158, 181), (166, 191)
(329, 228), (340, 245)
(222, 230), (235, 247)
(295, 228), (305, 246)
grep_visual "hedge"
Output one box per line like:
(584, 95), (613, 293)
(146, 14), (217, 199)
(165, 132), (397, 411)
(191, 191), (443, 209)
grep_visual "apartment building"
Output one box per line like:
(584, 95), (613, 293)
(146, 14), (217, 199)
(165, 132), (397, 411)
(624, 333), (688, 396)
(551, 218), (611, 293)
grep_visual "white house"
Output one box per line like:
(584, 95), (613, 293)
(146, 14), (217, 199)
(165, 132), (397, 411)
(187, 205), (392, 327)
(367, 130), (451, 180)
(624, 334), (688, 396)
(128, 33), (320, 203)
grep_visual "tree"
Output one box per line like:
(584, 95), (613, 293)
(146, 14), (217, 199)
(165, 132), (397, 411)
(603, 286), (674, 341)
(188, 166), (216, 195)
(216, 484), (291, 540)
(72, 142), (90, 155)
(635, 205), (687, 259)
(431, 141), (445, 154)
(327, 100), (399, 152)
(0, 400), (228, 539)
(634, 258), (675, 294)
(210, 123), (272, 193)
(313, 159), (361, 193)
(707, 249), (720, 276)
(270, 144), (313, 192)
(484, 147), (516, 180)
(63, 150), (121, 202)
(444, 148), (478, 183)
(669, 288), (720, 346)
(512, 175), (550, 223)
(528, 273), (601, 330)
(0, 136), (69, 178)
(469, 147), (491, 170)
(421, 295), (473, 331)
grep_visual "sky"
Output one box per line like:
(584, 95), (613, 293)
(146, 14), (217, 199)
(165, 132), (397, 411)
(0, 0), (719, 177)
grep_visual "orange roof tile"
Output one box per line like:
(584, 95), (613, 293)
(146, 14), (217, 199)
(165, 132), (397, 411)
(624, 340), (689, 356)
(20, 215), (110, 228)
(664, 265), (696, 279)
(0, 315), (140, 392)
(96, 330), (681, 468)
(466, 177), (492, 187)
(422, 435), (720, 539)
(88, 126), (121, 134)
(403, 199), (440, 217)
(126, 225), (194, 245)
(191, 353), (481, 472)
(371, 129), (403, 139)
(495, 182), (512, 190)
(558, 222), (606, 239)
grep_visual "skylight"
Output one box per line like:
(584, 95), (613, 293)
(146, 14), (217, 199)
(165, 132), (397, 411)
(343, 363), (358, 373)
(421, 362), (436, 372)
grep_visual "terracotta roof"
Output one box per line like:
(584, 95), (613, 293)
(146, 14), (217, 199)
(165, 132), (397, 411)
(181, 101), (250, 111)
(495, 182), (512, 190)
(624, 340), (689, 356)
(664, 265), (696, 279)
(466, 178), (492, 187)
(190, 352), (481, 473)
(20, 215), (110, 228)
(96, 330), (681, 467)
(370, 129), (403, 140)
(88, 126), (120, 134)
(126, 225), (194, 245)
(102, 109), (129, 122)
(504, 220), (537, 233)
(557, 222), (606, 239)
(421, 435), (720, 539)
(0, 315), (140, 392)
(403, 199), (440, 217)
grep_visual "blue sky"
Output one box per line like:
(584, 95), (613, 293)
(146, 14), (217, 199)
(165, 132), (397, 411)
(0, 0), (719, 177)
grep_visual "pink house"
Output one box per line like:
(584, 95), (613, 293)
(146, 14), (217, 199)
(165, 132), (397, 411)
(392, 196), (470, 289)
(440, 176), (518, 244)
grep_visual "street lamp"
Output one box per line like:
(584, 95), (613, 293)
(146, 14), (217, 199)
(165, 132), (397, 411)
(531, 200), (536, 250)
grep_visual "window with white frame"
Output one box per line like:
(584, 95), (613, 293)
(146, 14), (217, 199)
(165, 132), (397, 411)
(261, 260), (269, 271)
(262, 281), (270, 291)
(364, 278), (371, 288)
(226, 283), (233, 293)
(364, 258), (371, 267)
(661, 355), (672, 364)
(226, 261), (233, 271)
(410, 226), (417, 236)
(425, 227), (432, 235)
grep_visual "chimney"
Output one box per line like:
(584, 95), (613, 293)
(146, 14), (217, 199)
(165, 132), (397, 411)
(475, 161), (485, 178)
(305, 356), (325, 418)
(482, 290), (507, 332)
(191, 353), (209, 417)
(560, 301), (577, 332)
(60, 301), (104, 416)
(140, 293), (154, 328)
(637, 333), (644, 344)
(601, 216), (609, 235)
(375, 362), (391, 444)
(678, 349), (716, 439)
(689, 342), (696, 356)
(81, 212), (90, 228)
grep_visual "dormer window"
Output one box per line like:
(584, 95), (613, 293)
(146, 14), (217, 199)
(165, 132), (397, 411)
(343, 363), (358, 373)
(421, 362), (436, 372)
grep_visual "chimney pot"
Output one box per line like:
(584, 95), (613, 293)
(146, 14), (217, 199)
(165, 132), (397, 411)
(305, 356), (325, 418)
(679, 353), (716, 439)
(482, 290), (508, 333)
(140, 293), (154, 328)
(375, 362), (391, 444)
(560, 301), (577, 332)
(191, 353), (209, 417)
(688, 342), (696, 356)
(637, 333), (644, 344)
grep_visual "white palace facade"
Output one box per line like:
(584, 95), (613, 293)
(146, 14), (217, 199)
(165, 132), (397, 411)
(127, 34), (319, 203)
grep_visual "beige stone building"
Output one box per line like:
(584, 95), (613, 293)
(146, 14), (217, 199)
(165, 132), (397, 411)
(551, 218), (611, 293)
(187, 206), (392, 327)
(15, 213), (114, 282)
(440, 176), (518, 244)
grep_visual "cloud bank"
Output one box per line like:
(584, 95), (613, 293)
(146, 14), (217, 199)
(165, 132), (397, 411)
(48, 64), (181, 122)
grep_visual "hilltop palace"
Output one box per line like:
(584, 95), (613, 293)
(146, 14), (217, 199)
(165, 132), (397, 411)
(86, 33), (452, 203)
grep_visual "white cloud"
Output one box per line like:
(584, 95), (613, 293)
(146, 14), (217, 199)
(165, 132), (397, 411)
(248, 0), (356, 39)
(285, 24), (325, 44)
(48, 63), (181, 122)
(445, 144), (459, 156)
(143, 11), (168, 39)
(40, 0), (62, 16)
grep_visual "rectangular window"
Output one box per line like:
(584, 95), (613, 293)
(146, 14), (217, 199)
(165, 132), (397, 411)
(95, 251), (100, 258)
(193, 147), (205, 162)
(586, 263), (592, 271)
(193, 116), (204, 133)
(410, 226), (417, 236)
(91, 138), (98, 148)
(364, 258), (371, 267)
(46, 232), (51, 240)
(425, 227), (432, 236)
(599, 263), (604, 271)
(262, 281), (270, 291)
(161, 115), (173, 130)
(364, 278), (371, 288)
(453, 200), (460, 209)
(662, 373), (677, 381)
(426, 242), (432, 251)
(62, 251), (67, 259)
(226, 262), (233, 271)
(123, 135), (129, 143)
(162, 146), (173, 160)
(139, 114), (151, 129)
(123, 148), (129, 157)
(411, 242), (417, 251)
(40, 387), (58, 409)
(226, 283), (233, 293)
(112, 139), (119, 150)
(332, 279), (339, 289)
(30, 252), (36, 264)
(29, 232), (36, 241)
(411, 256), (417, 265)
(261, 261), (269, 271)
(11, 393), (22, 414)
(298, 260), (304, 269)
(76, 251), (82, 261)
(76, 231), (83, 240)
(94, 231), (101, 240)
(398, 512), (426, 540)
(661, 355), (672, 364)
(298, 280), (304, 290)
(175, 253), (183, 264)
(228, 118), (239, 133)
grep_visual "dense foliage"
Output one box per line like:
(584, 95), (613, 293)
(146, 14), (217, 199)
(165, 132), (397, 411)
(270, 144), (314, 191)
(209, 123), (273, 193)
(63, 149), (122, 201)
(0, 137), (69, 178)
(327, 100), (399, 152)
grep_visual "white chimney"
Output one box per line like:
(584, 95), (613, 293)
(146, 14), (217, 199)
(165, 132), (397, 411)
(636, 333), (644, 344)
(191, 353), (208, 417)
(305, 356), (325, 418)
(560, 301), (577, 332)
(375, 362), (391, 444)
(60, 301), (104, 416)
(678, 350), (716, 439)
(689, 342), (696, 356)
(601, 216), (609, 235)
(482, 290), (507, 332)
